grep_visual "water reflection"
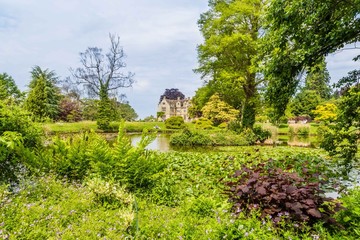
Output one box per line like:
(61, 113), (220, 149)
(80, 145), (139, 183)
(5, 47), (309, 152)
(127, 133), (319, 152)
(130, 134), (171, 152)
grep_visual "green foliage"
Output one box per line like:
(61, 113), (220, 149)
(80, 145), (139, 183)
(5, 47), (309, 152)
(165, 116), (185, 129)
(227, 119), (242, 133)
(97, 89), (112, 130)
(25, 66), (61, 121)
(196, 0), (263, 128)
(0, 176), (134, 239)
(1, 138), (357, 239)
(156, 111), (165, 120)
(188, 85), (215, 118)
(0, 102), (43, 182)
(210, 129), (256, 146)
(320, 84), (359, 169)
(263, 0), (360, 117)
(86, 177), (134, 209)
(0, 73), (23, 101)
(290, 90), (322, 119)
(0, 101), (42, 148)
(192, 117), (213, 130)
(305, 58), (332, 100)
(43, 123), (165, 191)
(253, 125), (272, 143)
(312, 102), (337, 122)
(336, 187), (360, 237)
(81, 99), (98, 121)
(202, 94), (239, 126)
(111, 100), (138, 121)
(170, 129), (213, 146)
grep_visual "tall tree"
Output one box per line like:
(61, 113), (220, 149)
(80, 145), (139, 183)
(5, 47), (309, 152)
(72, 34), (134, 129)
(24, 66), (61, 121)
(263, 0), (360, 118)
(195, 0), (264, 128)
(188, 85), (215, 118)
(304, 58), (332, 100)
(0, 73), (23, 102)
(289, 89), (322, 119)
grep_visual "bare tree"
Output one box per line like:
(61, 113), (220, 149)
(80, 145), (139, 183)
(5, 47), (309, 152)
(71, 33), (134, 99)
(71, 33), (135, 129)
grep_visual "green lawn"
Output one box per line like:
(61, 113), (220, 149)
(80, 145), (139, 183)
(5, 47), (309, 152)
(43, 121), (171, 134)
(259, 122), (319, 136)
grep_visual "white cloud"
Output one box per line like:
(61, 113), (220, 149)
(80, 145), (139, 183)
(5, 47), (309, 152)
(0, 0), (208, 118)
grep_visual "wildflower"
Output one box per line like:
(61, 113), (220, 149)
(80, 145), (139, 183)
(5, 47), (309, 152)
(311, 234), (320, 240)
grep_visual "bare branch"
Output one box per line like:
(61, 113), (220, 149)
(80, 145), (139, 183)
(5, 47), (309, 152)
(71, 33), (134, 99)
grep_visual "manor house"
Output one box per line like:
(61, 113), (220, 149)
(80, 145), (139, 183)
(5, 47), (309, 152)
(157, 89), (191, 121)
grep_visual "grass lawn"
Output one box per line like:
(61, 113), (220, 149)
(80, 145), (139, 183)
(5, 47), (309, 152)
(43, 121), (172, 134)
(260, 122), (319, 136)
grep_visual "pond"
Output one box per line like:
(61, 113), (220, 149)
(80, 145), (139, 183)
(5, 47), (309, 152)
(128, 133), (320, 152)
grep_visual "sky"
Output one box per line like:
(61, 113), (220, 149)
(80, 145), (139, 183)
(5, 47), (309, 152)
(0, 0), (359, 119)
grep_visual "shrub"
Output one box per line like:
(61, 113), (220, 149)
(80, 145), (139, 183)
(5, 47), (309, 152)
(0, 102), (43, 182)
(253, 125), (272, 143)
(193, 118), (213, 129)
(336, 187), (360, 237)
(86, 177), (134, 209)
(225, 160), (343, 226)
(44, 124), (165, 191)
(0, 176), (135, 239)
(209, 129), (256, 146)
(227, 120), (242, 133)
(165, 116), (185, 129)
(170, 129), (213, 146)
(218, 122), (227, 128)
(0, 101), (42, 148)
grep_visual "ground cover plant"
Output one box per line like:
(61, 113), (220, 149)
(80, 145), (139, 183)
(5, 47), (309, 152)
(1, 119), (360, 238)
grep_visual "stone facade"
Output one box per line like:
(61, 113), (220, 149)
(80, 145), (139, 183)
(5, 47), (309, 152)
(157, 96), (191, 121)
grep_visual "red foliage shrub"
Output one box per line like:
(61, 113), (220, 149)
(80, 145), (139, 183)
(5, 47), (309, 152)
(225, 160), (343, 226)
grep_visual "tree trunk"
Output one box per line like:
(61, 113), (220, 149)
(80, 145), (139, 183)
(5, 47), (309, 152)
(97, 87), (111, 130)
(241, 73), (256, 129)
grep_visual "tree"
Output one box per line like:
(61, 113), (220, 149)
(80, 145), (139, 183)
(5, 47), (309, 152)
(114, 101), (138, 121)
(24, 66), (61, 121)
(263, 0), (360, 118)
(289, 89), (322, 119)
(320, 65), (360, 171)
(304, 58), (332, 100)
(188, 85), (215, 118)
(202, 93), (239, 126)
(312, 102), (337, 122)
(158, 88), (185, 103)
(57, 97), (82, 122)
(195, 0), (264, 128)
(0, 73), (23, 102)
(72, 34), (134, 129)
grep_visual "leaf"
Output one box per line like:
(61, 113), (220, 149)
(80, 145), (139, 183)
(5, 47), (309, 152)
(234, 170), (241, 177)
(307, 208), (321, 218)
(286, 185), (297, 194)
(256, 186), (267, 195)
(248, 178), (257, 185)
